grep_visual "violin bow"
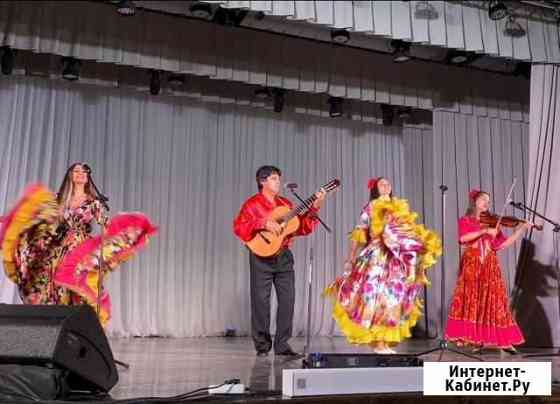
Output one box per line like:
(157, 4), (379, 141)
(495, 178), (517, 230)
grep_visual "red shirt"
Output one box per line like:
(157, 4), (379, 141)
(233, 192), (319, 250)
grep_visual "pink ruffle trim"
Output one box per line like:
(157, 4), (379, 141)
(54, 212), (157, 324)
(445, 318), (525, 348)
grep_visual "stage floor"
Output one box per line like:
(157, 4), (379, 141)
(108, 336), (560, 400)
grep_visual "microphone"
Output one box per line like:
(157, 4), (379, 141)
(509, 200), (523, 209)
(284, 182), (298, 191)
(96, 194), (110, 211)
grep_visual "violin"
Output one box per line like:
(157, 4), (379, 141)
(480, 211), (543, 231)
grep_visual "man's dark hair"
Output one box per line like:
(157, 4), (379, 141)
(256, 165), (282, 190)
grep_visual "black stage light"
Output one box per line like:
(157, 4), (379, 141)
(488, 1), (508, 21)
(116, 0), (136, 16)
(1, 47), (15, 75)
(272, 88), (285, 113)
(328, 97), (343, 118)
(150, 70), (161, 95)
(331, 29), (350, 44)
(62, 57), (81, 81)
(390, 40), (411, 63)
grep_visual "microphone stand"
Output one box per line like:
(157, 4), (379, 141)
(90, 183), (109, 323)
(510, 201), (560, 232)
(287, 187), (331, 233)
(287, 187), (330, 360)
(416, 185), (483, 361)
(91, 185), (130, 370)
(509, 202), (560, 358)
(95, 196), (109, 319)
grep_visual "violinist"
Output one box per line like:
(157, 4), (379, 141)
(445, 189), (536, 354)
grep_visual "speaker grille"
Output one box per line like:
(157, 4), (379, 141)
(0, 322), (61, 361)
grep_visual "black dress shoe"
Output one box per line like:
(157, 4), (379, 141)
(275, 349), (303, 357)
(256, 351), (269, 357)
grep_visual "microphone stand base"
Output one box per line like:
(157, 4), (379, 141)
(415, 339), (484, 362)
(114, 359), (130, 370)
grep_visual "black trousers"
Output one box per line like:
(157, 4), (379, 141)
(249, 249), (295, 353)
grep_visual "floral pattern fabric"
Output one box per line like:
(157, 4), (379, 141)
(1, 185), (157, 326)
(14, 196), (107, 306)
(325, 198), (442, 344)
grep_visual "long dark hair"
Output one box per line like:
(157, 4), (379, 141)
(465, 191), (489, 217)
(56, 162), (98, 208)
(369, 177), (393, 201)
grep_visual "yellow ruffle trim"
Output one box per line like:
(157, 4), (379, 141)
(1, 186), (58, 282)
(331, 300), (423, 344)
(349, 228), (367, 244)
(86, 271), (110, 326)
(371, 197), (442, 274)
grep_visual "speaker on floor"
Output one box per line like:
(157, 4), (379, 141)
(303, 352), (423, 368)
(0, 304), (118, 393)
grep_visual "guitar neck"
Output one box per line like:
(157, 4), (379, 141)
(282, 194), (317, 222)
(276, 179), (339, 224)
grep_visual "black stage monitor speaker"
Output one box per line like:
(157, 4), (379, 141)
(0, 304), (118, 392)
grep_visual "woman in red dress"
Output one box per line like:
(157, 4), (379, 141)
(445, 189), (533, 353)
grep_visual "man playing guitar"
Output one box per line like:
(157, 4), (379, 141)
(233, 165), (326, 357)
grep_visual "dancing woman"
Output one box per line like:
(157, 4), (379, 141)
(0, 162), (157, 326)
(325, 177), (442, 353)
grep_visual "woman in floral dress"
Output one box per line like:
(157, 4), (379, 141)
(1, 162), (157, 326)
(325, 177), (442, 353)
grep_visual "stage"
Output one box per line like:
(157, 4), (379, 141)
(104, 337), (560, 402)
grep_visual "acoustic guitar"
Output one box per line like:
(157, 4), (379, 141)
(246, 179), (340, 257)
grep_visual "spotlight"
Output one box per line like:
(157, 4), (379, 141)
(381, 104), (394, 126)
(414, 1), (439, 20)
(272, 88), (284, 113)
(446, 50), (478, 65)
(390, 40), (411, 63)
(168, 74), (185, 88)
(213, 8), (248, 26)
(150, 70), (161, 95)
(190, 2), (213, 20)
(504, 15), (526, 37)
(553, 7), (560, 22)
(397, 107), (412, 119)
(331, 29), (350, 44)
(488, 1), (507, 21)
(61, 57), (81, 81)
(116, 0), (136, 16)
(513, 62), (531, 80)
(1, 46), (15, 75)
(449, 53), (468, 64)
(254, 88), (271, 99)
(328, 97), (343, 118)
